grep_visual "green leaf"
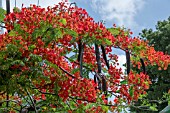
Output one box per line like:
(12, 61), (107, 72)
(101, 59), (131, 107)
(70, 36), (76, 43)
(11, 60), (25, 66)
(103, 68), (107, 73)
(29, 54), (42, 62)
(71, 68), (79, 74)
(107, 28), (120, 36)
(55, 29), (63, 39)
(13, 7), (21, 13)
(0, 63), (10, 70)
(104, 39), (112, 45)
(28, 44), (36, 51)
(59, 18), (67, 25)
(150, 105), (158, 111)
(65, 28), (78, 37)
(120, 80), (128, 85)
(116, 90), (120, 93)
(8, 30), (17, 36)
(6, 44), (18, 53)
(0, 8), (6, 22)
(14, 23), (21, 31)
(129, 86), (134, 97)
(102, 106), (109, 112)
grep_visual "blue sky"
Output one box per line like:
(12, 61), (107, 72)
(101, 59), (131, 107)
(70, 0), (170, 36)
(1, 0), (170, 69)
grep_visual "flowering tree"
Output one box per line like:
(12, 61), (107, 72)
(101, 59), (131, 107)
(0, 1), (170, 112)
(131, 17), (170, 113)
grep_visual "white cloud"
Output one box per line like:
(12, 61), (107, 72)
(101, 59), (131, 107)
(91, 0), (145, 29)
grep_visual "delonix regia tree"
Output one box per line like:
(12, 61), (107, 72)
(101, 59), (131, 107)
(0, 1), (170, 112)
(130, 17), (170, 113)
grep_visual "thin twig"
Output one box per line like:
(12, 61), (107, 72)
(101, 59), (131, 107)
(114, 46), (137, 57)
(69, 2), (77, 8)
(66, 100), (72, 111)
(130, 105), (151, 111)
(64, 56), (92, 71)
(59, 66), (76, 79)
(69, 96), (117, 107)
(0, 25), (6, 28)
(25, 88), (37, 113)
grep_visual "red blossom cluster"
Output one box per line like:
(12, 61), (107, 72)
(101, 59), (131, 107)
(0, 0), (170, 112)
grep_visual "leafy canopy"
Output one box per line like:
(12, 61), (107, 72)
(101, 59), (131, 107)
(131, 17), (170, 113)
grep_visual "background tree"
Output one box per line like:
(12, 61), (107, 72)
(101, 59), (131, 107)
(0, 1), (170, 113)
(130, 17), (170, 113)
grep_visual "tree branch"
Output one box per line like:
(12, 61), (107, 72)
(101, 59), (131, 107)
(59, 66), (76, 79)
(25, 88), (37, 113)
(0, 25), (6, 28)
(64, 56), (92, 71)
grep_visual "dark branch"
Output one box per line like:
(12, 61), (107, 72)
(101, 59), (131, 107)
(65, 56), (92, 71)
(69, 96), (117, 107)
(25, 88), (37, 113)
(130, 105), (153, 111)
(0, 25), (6, 28)
(59, 66), (76, 79)
(69, 2), (77, 7)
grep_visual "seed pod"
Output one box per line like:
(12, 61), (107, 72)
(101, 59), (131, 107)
(77, 40), (82, 62)
(140, 58), (146, 74)
(126, 49), (130, 75)
(79, 42), (84, 77)
(101, 45), (109, 69)
(95, 44), (102, 73)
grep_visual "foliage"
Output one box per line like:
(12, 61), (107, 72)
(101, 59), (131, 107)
(0, 8), (6, 22)
(130, 17), (170, 113)
(141, 17), (170, 54)
(0, 1), (170, 112)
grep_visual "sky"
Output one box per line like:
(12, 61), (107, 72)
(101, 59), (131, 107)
(1, 0), (170, 70)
